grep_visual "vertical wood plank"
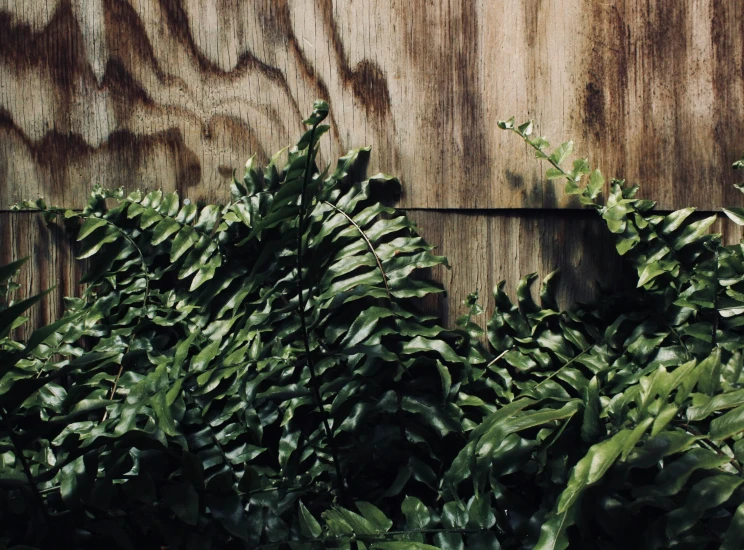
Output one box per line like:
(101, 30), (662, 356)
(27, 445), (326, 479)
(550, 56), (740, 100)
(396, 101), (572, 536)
(407, 210), (631, 329)
(0, 212), (85, 340)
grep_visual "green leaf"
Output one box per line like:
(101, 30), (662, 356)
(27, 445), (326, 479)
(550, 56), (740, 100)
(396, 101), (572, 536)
(334, 507), (378, 536)
(151, 217), (181, 245)
(516, 273), (540, 315)
(159, 191), (180, 216)
(723, 207), (744, 226)
(170, 226), (200, 262)
(502, 350), (538, 371)
(194, 205), (221, 232)
(401, 336), (465, 365)
(637, 261), (670, 287)
(76, 216), (107, 241)
(77, 225), (120, 259)
(639, 449), (728, 498)
(467, 494), (496, 529)
(190, 254), (222, 291)
(670, 215), (716, 250)
(687, 388), (744, 421)
(587, 169), (604, 199)
(434, 533), (464, 550)
(465, 532), (501, 550)
(570, 158), (591, 179)
(721, 501), (744, 550)
(0, 257), (28, 285)
(162, 482), (199, 525)
(666, 475), (744, 537)
(535, 430), (633, 549)
(581, 376), (602, 442)
(190, 340), (221, 372)
(710, 402), (744, 440)
(299, 501), (323, 538)
(151, 390), (179, 436)
(497, 117), (515, 130)
(355, 501), (393, 533)
(402, 395), (461, 436)
(659, 207), (696, 235)
(549, 141), (573, 166)
(545, 168), (564, 180)
(340, 307), (395, 347)
(0, 287), (54, 339)
(139, 207), (162, 229)
(476, 401), (580, 460)
(401, 496), (431, 529)
(517, 120), (533, 136)
(442, 501), (469, 529)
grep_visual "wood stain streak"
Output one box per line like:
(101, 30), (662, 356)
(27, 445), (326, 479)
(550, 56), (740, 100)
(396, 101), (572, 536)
(316, 2), (392, 118)
(0, 3), (88, 88)
(103, 0), (181, 87)
(0, 109), (201, 203)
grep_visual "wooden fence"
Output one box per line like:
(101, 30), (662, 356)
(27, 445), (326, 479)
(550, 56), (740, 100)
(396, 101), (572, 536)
(2, 0), (743, 336)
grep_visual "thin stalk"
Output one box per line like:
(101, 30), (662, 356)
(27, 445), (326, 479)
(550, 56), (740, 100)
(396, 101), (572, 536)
(99, 217), (151, 421)
(530, 344), (594, 393)
(677, 422), (744, 476)
(487, 347), (513, 368)
(34, 207), (154, 422)
(296, 125), (346, 504)
(320, 202), (410, 450)
(321, 200), (394, 306)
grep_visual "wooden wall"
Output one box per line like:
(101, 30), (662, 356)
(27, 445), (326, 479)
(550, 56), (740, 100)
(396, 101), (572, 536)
(2, 1), (744, 336)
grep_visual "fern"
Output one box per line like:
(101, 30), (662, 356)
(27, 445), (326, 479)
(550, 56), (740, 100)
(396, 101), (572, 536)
(2, 107), (744, 549)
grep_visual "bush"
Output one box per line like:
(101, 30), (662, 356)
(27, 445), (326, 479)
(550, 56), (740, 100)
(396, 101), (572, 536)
(2, 103), (744, 549)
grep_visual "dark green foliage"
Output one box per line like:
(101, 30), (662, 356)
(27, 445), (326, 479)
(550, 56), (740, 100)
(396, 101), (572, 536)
(2, 105), (744, 549)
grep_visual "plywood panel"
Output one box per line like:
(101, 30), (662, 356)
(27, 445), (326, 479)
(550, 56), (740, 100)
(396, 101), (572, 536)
(408, 210), (744, 329)
(1, 0), (742, 211)
(409, 210), (627, 330)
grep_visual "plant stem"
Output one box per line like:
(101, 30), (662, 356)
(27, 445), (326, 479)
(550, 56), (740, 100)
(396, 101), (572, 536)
(322, 202), (413, 446)
(296, 123), (346, 504)
(322, 200), (394, 306)
(678, 423), (744, 476)
(487, 347), (512, 368)
(529, 344), (594, 394)
(101, 217), (151, 411)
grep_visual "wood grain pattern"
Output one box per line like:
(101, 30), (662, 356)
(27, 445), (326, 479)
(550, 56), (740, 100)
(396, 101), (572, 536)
(1, 0), (743, 210)
(4, 210), (742, 340)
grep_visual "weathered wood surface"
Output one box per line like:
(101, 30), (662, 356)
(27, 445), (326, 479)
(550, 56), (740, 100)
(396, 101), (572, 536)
(411, 211), (744, 331)
(3, 210), (742, 341)
(1, 0), (743, 211)
(0, 212), (86, 339)
(413, 210), (744, 332)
